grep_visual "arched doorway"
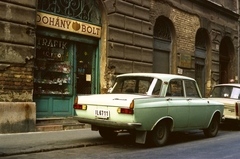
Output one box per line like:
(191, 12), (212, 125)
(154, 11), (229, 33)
(195, 28), (208, 96)
(219, 37), (234, 84)
(153, 16), (174, 73)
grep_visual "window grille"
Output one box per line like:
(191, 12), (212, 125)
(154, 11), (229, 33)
(154, 18), (171, 40)
(38, 0), (101, 25)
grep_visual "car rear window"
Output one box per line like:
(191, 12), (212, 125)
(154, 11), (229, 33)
(111, 76), (160, 94)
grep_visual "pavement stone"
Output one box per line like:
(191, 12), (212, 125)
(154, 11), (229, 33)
(0, 128), (109, 157)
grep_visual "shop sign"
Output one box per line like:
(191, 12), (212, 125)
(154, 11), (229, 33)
(36, 12), (101, 38)
(36, 37), (67, 61)
(180, 53), (191, 68)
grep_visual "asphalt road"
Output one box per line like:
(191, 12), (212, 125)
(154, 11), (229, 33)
(0, 125), (240, 159)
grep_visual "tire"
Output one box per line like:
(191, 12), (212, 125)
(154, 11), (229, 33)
(149, 122), (169, 147)
(99, 127), (118, 140)
(203, 115), (219, 137)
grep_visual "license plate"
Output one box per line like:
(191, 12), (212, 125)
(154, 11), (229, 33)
(94, 109), (110, 118)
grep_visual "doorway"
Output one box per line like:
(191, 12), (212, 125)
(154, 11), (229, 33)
(76, 43), (96, 94)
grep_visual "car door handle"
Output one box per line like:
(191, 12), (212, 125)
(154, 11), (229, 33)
(167, 98), (172, 101)
(187, 98), (192, 101)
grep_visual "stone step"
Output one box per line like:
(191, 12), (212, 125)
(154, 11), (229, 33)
(35, 117), (89, 132)
(36, 125), (63, 132)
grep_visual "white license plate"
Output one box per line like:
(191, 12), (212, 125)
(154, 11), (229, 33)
(94, 109), (110, 118)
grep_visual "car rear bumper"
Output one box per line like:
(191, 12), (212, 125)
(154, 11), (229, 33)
(73, 116), (142, 129)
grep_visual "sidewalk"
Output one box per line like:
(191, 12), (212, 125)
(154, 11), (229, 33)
(0, 129), (109, 157)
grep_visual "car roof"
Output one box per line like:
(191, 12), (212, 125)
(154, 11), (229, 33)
(214, 83), (240, 87)
(117, 73), (194, 82)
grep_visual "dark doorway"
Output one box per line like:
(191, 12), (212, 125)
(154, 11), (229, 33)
(219, 37), (233, 84)
(195, 61), (205, 95)
(153, 16), (172, 73)
(76, 43), (95, 94)
(195, 29), (208, 96)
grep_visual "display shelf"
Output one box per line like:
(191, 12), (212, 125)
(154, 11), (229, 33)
(34, 60), (72, 95)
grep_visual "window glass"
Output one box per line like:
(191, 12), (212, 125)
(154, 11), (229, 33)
(111, 77), (154, 94)
(230, 87), (240, 99)
(150, 79), (162, 95)
(210, 86), (240, 99)
(185, 80), (200, 98)
(166, 79), (183, 97)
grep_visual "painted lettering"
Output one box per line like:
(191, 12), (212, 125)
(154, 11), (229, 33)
(55, 18), (60, 27)
(82, 24), (86, 32)
(49, 17), (54, 26)
(37, 12), (101, 38)
(42, 38), (48, 46)
(61, 42), (67, 49)
(87, 26), (92, 33)
(37, 37), (68, 49)
(36, 14), (41, 22)
(42, 16), (48, 24)
(53, 40), (58, 48)
(96, 28), (100, 35)
(61, 19), (65, 28)
(66, 20), (71, 29)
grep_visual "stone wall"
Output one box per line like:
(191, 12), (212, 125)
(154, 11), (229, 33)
(0, 102), (36, 133)
(104, 0), (153, 74)
(0, 0), (37, 133)
(0, 0), (36, 101)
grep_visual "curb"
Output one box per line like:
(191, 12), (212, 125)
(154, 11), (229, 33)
(0, 141), (110, 157)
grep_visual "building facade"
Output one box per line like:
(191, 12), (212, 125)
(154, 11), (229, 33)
(0, 0), (239, 132)
(151, 0), (239, 97)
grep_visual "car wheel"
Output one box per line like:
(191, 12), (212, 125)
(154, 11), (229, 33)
(150, 121), (169, 147)
(203, 115), (219, 137)
(99, 127), (118, 139)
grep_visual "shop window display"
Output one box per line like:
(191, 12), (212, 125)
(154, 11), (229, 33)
(34, 37), (73, 95)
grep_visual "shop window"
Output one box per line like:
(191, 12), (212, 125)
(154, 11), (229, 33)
(34, 36), (73, 95)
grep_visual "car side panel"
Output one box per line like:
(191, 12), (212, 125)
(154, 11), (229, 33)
(209, 98), (239, 120)
(133, 98), (169, 131)
(167, 97), (189, 128)
(134, 97), (192, 131)
(188, 98), (207, 127)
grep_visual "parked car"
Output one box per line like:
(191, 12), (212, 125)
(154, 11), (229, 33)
(73, 73), (224, 147)
(209, 83), (240, 125)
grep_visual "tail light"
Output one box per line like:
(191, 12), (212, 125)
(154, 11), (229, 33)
(73, 97), (87, 110)
(74, 104), (87, 110)
(117, 100), (134, 114)
(236, 102), (239, 116)
(117, 108), (134, 114)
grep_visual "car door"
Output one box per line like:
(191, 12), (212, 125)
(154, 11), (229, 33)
(185, 80), (207, 128)
(167, 79), (189, 129)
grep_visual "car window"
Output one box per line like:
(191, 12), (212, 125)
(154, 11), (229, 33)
(151, 79), (162, 95)
(230, 87), (240, 99)
(123, 79), (136, 93)
(185, 80), (200, 98)
(210, 86), (240, 99)
(166, 79), (183, 97)
(210, 86), (232, 98)
(111, 77), (154, 94)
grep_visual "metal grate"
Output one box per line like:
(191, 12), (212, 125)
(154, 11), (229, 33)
(154, 18), (171, 40)
(38, 0), (101, 25)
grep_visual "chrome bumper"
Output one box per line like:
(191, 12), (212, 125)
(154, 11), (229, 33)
(73, 116), (142, 129)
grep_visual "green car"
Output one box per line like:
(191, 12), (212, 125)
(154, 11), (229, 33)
(73, 73), (224, 147)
